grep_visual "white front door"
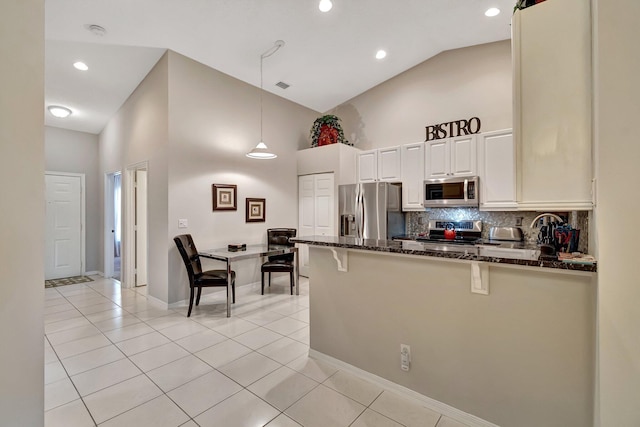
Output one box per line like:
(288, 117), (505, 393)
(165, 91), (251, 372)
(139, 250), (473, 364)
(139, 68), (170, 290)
(45, 174), (83, 279)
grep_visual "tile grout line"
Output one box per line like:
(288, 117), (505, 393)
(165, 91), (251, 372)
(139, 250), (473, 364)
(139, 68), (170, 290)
(44, 294), (100, 427)
(47, 279), (367, 427)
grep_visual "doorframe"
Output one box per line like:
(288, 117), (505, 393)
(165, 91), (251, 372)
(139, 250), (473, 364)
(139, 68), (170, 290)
(45, 171), (86, 277)
(103, 171), (121, 279)
(123, 161), (149, 289)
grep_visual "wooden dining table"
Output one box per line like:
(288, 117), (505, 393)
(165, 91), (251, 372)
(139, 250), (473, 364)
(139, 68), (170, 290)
(198, 244), (299, 317)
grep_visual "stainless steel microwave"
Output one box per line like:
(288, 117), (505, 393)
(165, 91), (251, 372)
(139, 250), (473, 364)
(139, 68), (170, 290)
(424, 176), (479, 207)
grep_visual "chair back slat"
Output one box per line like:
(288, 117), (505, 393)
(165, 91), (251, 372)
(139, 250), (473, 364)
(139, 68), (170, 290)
(174, 234), (203, 282)
(267, 228), (296, 262)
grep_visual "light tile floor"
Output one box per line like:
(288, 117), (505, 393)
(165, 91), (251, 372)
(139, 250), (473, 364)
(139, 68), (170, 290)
(44, 276), (469, 427)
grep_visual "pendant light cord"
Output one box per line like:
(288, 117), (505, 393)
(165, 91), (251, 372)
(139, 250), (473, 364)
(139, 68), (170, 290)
(259, 41), (285, 142)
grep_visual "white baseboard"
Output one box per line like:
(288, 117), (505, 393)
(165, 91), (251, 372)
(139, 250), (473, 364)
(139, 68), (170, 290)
(85, 271), (102, 276)
(309, 349), (499, 427)
(146, 294), (169, 310)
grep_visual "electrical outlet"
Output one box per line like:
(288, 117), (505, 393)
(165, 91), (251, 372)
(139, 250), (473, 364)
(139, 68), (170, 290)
(400, 344), (411, 371)
(178, 219), (188, 228)
(516, 217), (523, 226)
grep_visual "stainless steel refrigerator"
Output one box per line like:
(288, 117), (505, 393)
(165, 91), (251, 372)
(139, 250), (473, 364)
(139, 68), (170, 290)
(339, 182), (405, 240)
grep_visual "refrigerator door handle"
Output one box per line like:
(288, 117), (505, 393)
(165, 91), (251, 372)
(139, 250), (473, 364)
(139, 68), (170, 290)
(355, 185), (362, 239)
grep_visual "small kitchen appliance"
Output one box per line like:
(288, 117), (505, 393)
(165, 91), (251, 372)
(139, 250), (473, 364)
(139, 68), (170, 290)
(488, 226), (524, 242)
(424, 176), (479, 208)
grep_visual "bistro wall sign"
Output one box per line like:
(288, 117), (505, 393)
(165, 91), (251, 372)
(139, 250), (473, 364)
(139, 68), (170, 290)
(425, 117), (481, 141)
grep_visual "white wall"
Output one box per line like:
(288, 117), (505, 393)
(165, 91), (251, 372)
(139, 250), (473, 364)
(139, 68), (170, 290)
(99, 52), (169, 302)
(0, 0), (45, 425)
(594, 0), (640, 424)
(166, 51), (320, 304)
(331, 40), (512, 150)
(100, 50), (319, 305)
(45, 126), (100, 272)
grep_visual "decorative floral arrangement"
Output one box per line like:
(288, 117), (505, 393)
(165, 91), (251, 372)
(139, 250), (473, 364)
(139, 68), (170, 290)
(514, 0), (546, 13)
(309, 115), (352, 147)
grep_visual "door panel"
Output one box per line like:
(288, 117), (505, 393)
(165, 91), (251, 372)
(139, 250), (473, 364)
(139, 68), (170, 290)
(135, 170), (148, 286)
(377, 147), (401, 182)
(358, 151), (377, 182)
(426, 140), (449, 177)
(45, 174), (82, 279)
(451, 135), (477, 176)
(298, 175), (315, 277)
(361, 182), (385, 240)
(298, 173), (335, 277)
(314, 174), (334, 236)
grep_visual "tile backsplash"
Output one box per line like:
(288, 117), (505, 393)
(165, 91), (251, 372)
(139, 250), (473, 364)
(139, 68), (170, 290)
(406, 208), (589, 253)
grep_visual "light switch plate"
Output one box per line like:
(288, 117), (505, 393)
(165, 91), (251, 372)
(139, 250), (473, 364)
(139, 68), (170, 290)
(178, 219), (188, 228)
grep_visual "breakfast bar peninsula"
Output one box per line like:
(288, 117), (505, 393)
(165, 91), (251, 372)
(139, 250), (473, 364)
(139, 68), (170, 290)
(293, 236), (596, 427)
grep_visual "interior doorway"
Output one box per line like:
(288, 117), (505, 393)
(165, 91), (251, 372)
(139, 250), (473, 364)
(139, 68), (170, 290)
(123, 162), (148, 288)
(45, 172), (85, 280)
(104, 171), (121, 280)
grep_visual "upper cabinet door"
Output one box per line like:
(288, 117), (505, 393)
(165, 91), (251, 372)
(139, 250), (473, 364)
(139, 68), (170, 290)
(478, 129), (517, 210)
(450, 135), (477, 177)
(425, 139), (450, 178)
(358, 150), (378, 182)
(513, 0), (593, 210)
(377, 146), (401, 182)
(401, 142), (425, 211)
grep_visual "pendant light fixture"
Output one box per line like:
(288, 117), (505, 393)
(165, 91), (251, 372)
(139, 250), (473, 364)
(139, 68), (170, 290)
(246, 40), (285, 160)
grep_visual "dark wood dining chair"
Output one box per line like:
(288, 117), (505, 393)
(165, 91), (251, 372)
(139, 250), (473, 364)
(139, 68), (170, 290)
(261, 228), (296, 295)
(174, 234), (236, 317)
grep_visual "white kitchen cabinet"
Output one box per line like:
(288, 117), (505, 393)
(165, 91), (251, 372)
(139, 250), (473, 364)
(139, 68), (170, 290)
(377, 146), (401, 182)
(478, 129), (517, 210)
(357, 150), (378, 182)
(298, 173), (335, 277)
(425, 135), (477, 179)
(512, 0), (593, 210)
(357, 147), (401, 183)
(401, 142), (425, 211)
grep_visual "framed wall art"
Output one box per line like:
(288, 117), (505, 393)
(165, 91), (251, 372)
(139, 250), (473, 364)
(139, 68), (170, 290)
(212, 184), (237, 211)
(245, 198), (265, 222)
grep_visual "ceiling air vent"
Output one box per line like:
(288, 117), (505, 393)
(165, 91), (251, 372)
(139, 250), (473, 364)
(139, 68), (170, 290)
(275, 81), (290, 90)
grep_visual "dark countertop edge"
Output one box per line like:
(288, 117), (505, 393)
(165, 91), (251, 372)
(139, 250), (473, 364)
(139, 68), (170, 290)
(292, 237), (597, 273)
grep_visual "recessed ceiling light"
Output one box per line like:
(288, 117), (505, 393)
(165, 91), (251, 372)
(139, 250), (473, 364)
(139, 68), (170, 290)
(73, 61), (88, 71)
(319, 0), (333, 12)
(48, 106), (72, 118)
(485, 7), (500, 17)
(375, 50), (387, 60)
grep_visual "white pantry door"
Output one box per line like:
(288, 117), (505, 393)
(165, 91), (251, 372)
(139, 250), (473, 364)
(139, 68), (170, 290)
(135, 170), (148, 286)
(45, 174), (83, 279)
(298, 173), (335, 277)
(298, 175), (315, 277)
(313, 173), (335, 236)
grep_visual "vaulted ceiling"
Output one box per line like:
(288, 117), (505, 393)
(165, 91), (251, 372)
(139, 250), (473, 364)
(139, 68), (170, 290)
(45, 0), (515, 134)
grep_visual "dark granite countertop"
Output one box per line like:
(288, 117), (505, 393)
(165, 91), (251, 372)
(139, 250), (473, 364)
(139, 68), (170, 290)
(291, 235), (597, 273)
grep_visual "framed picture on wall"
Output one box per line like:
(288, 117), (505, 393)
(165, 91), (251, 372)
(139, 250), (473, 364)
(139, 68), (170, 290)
(245, 198), (265, 222)
(212, 184), (237, 211)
